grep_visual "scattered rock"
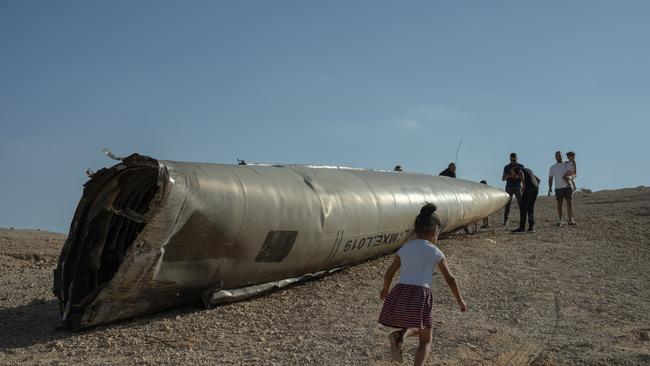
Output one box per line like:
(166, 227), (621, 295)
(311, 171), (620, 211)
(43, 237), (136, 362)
(1, 188), (650, 365)
(29, 297), (49, 305)
(531, 351), (557, 366)
(48, 341), (64, 350)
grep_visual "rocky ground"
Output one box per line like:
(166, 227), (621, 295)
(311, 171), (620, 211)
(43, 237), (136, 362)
(1, 187), (649, 365)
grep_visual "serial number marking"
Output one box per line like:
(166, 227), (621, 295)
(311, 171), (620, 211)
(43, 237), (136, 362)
(342, 229), (411, 252)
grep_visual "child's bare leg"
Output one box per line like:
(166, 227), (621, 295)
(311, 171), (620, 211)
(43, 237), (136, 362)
(414, 328), (432, 366)
(388, 329), (406, 361)
(403, 328), (418, 338)
(391, 328), (408, 345)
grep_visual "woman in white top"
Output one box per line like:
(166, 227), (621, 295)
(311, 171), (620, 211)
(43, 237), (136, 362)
(378, 203), (467, 365)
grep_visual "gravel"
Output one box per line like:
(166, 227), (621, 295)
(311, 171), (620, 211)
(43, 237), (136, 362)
(1, 187), (649, 365)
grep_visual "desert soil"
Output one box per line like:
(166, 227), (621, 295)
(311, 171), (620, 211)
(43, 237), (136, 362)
(1, 187), (649, 365)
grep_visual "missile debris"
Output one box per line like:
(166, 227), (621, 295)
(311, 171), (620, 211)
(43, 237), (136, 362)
(54, 154), (508, 329)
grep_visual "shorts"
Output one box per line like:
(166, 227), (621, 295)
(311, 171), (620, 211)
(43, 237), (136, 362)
(555, 187), (572, 201)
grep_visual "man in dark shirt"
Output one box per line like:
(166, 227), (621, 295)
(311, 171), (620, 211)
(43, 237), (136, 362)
(502, 153), (525, 226)
(439, 163), (456, 178)
(512, 167), (539, 233)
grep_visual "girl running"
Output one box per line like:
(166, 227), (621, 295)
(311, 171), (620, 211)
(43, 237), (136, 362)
(378, 203), (467, 365)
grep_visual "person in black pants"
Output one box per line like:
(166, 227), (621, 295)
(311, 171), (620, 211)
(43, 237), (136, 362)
(479, 180), (490, 228)
(502, 153), (524, 226)
(512, 167), (540, 233)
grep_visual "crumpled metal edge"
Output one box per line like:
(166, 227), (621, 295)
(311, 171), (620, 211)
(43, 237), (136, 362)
(202, 267), (342, 307)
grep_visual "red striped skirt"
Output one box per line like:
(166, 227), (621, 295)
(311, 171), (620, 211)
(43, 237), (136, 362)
(378, 283), (433, 329)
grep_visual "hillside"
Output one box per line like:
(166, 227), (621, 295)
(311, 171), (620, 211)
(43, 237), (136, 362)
(1, 187), (649, 365)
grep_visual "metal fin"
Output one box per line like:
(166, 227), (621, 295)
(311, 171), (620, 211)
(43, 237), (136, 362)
(103, 148), (124, 161)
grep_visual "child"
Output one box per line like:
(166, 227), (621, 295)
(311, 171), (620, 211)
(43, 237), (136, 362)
(563, 151), (577, 191)
(378, 203), (467, 365)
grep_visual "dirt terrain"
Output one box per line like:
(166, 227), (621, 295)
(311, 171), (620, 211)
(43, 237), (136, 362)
(1, 187), (649, 365)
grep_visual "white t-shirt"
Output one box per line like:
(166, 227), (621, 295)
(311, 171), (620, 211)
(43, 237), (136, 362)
(565, 161), (576, 178)
(549, 162), (569, 189)
(397, 239), (445, 288)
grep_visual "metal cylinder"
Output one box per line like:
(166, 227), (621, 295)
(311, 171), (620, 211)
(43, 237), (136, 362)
(54, 154), (509, 329)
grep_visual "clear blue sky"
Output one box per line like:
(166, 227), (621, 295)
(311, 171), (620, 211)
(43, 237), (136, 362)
(1, 1), (648, 233)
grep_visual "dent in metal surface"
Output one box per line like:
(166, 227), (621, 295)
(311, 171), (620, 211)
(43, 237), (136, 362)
(54, 154), (509, 329)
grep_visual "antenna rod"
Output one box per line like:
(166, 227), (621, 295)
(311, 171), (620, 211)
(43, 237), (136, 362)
(454, 139), (463, 164)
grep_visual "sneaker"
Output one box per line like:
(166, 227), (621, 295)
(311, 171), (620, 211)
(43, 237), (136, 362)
(388, 332), (403, 362)
(511, 227), (526, 234)
(568, 219), (577, 226)
(557, 220), (565, 227)
(527, 227), (536, 233)
(502, 220), (508, 227)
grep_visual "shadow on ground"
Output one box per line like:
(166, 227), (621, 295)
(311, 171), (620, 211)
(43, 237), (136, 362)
(0, 299), (71, 350)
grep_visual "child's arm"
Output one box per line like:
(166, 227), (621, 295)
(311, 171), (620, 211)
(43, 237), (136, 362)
(437, 259), (467, 312)
(380, 255), (401, 300)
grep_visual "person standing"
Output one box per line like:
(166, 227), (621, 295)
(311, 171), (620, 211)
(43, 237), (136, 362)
(512, 167), (539, 233)
(378, 203), (467, 365)
(548, 151), (576, 226)
(439, 163), (456, 178)
(502, 153), (525, 226)
(479, 180), (490, 228)
(438, 164), (471, 233)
